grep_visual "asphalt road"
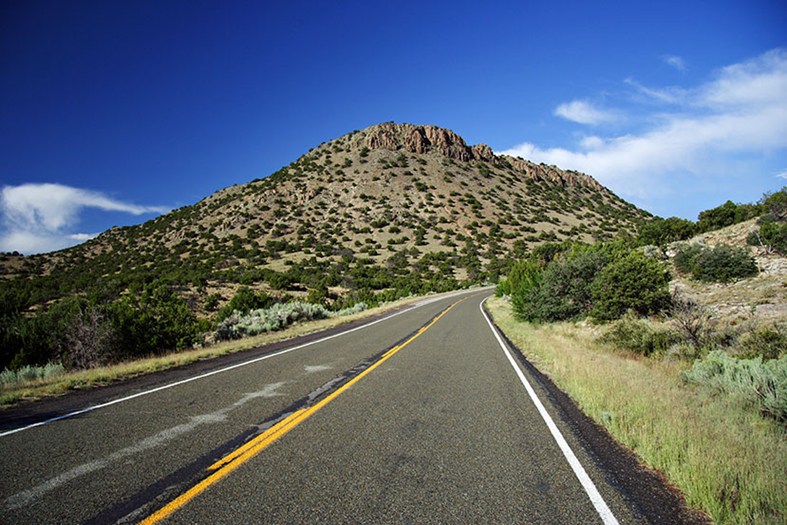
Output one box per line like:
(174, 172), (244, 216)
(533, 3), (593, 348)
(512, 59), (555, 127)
(1, 290), (694, 524)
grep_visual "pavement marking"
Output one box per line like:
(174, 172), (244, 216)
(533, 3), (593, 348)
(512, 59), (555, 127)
(480, 298), (620, 525)
(0, 288), (486, 439)
(3, 383), (287, 511)
(137, 298), (466, 525)
(303, 364), (332, 373)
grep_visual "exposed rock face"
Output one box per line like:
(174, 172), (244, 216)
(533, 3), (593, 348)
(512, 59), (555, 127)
(504, 155), (605, 191)
(359, 122), (602, 190)
(362, 122), (494, 162)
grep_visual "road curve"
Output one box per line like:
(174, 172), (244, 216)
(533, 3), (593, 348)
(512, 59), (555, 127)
(1, 290), (692, 524)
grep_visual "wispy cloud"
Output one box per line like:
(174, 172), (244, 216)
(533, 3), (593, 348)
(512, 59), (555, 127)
(777, 170), (787, 180)
(500, 49), (787, 214)
(662, 54), (687, 71)
(554, 100), (618, 125)
(0, 183), (168, 254)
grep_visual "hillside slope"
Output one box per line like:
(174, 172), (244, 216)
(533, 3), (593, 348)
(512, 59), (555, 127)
(668, 219), (787, 323)
(2, 123), (648, 314)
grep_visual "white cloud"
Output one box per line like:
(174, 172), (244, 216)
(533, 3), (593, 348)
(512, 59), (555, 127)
(777, 170), (787, 180)
(0, 183), (168, 254)
(554, 100), (618, 125)
(500, 49), (787, 206)
(662, 55), (687, 71)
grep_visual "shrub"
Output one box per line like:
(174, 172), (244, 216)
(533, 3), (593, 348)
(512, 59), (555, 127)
(497, 259), (542, 297)
(673, 244), (758, 282)
(60, 306), (116, 370)
(591, 251), (671, 321)
(215, 302), (329, 341)
(218, 287), (274, 320)
(734, 324), (787, 360)
(600, 313), (679, 356)
(693, 245), (758, 282)
(669, 290), (711, 350)
(672, 243), (704, 274)
(513, 247), (607, 322)
(761, 186), (787, 222)
(637, 216), (696, 246)
(0, 363), (65, 387)
(696, 200), (762, 233)
(750, 221), (787, 254)
(682, 351), (787, 425)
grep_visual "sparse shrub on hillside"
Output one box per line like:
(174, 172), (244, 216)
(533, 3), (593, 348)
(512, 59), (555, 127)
(682, 351), (787, 426)
(696, 199), (762, 233)
(204, 293), (222, 312)
(749, 221), (787, 255)
(749, 186), (787, 254)
(673, 244), (758, 282)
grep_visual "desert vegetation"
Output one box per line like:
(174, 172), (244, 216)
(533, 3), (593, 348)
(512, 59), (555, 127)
(492, 187), (786, 524)
(1, 124), (649, 376)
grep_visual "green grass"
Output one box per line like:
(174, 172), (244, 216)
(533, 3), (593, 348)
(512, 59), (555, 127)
(486, 296), (786, 525)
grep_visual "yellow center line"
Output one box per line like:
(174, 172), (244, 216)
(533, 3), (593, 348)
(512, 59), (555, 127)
(138, 296), (467, 525)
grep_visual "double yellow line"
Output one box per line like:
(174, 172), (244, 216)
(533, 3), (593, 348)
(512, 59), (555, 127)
(139, 298), (464, 524)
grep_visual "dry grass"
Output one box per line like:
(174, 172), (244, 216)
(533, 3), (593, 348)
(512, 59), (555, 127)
(0, 294), (433, 407)
(486, 296), (787, 525)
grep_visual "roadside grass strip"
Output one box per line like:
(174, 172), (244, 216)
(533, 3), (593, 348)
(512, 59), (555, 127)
(138, 298), (466, 525)
(485, 296), (787, 525)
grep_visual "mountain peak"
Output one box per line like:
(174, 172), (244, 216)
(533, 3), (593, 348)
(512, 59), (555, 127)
(353, 122), (495, 163)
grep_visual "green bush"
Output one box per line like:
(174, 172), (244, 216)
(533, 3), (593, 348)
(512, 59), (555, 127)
(497, 259), (542, 297)
(753, 221), (787, 254)
(673, 243), (704, 274)
(761, 186), (787, 222)
(734, 324), (787, 360)
(591, 251), (671, 321)
(750, 188), (787, 254)
(600, 313), (679, 356)
(109, 285), (206, 358)
(682, 351), (787, 425)
(512, 246), (607, 322)
(696, 200), (762, 233)
(637, 216), (696, 246)
(218, 286), (274, 320)
(673, 244), (758, 282)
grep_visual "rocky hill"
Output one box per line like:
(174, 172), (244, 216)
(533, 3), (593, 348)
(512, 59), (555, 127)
(1, 122), (648, 313)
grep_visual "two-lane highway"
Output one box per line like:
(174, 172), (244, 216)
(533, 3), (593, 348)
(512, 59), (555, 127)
(1, 290), (680, 524)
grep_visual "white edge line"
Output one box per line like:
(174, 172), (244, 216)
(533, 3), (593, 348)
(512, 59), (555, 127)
(0, 288), (485, 438)
(479, 297), (619, 525)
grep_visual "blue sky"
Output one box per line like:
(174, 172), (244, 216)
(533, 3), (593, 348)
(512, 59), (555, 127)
(1, 0), (785, 254)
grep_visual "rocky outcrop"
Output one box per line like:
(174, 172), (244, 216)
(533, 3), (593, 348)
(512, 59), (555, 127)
(359, 122), (603, 190)
(503, 155), (605, 190)
(362, 122), (494, 163)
